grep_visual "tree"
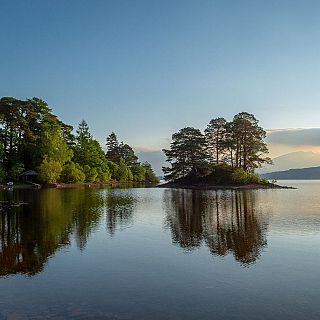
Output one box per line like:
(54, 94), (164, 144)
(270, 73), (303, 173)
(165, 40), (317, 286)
(38, 158), (62, 183)
(106, 132), (121, 163)
(116, 159), (133, 181)
(60, 162), (85, 183)
(39, 123), (73, 165)
(9, 163), (25, 181)
(83, 165), (98, 183)
(205, 117), (227, 164)
(72, 121), (114, 183)
(0, 97), (73, 173)
(231, 112), (271, 172)
(163, 127), (208, 181)
(106, 160), (119, 180)
(118, 143), (138, 168)
(73, 121), (106, 168)
(131, 163), (146, 181)
(142, 162), (159, 183)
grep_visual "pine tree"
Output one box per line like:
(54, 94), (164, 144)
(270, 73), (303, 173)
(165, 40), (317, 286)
(163, 127), (208, 181)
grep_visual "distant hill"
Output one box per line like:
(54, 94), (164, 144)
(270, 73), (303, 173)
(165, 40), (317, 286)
(261, 166), (320, 180)
(259, 151), (320, 173)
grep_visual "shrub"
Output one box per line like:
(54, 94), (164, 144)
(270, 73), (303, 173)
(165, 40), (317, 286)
(232, 168), (268, 185)
(60, 162), (85, 183)
(231, 168), (248, 184)
(116, 159), (133, 181)
(98, 171), (112, 183)
(247, 173), (268, 184)
(38, 158), (62, 183)
(83, 165), (98, 182)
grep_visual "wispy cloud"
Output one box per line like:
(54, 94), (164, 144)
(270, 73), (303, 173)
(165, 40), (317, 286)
(266, 128), (320, 146)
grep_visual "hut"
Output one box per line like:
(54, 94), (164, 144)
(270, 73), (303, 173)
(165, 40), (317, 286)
(19, 170), (38, 182)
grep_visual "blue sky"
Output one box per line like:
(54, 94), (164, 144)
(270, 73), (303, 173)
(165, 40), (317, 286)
(1, 0), (320, 153)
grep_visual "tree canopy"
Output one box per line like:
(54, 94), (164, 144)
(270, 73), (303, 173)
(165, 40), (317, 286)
(163, 112), (271, 182)
(0, 97), (159, 184)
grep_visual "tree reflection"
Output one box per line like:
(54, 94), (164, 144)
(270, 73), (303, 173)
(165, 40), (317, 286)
(0, 188), (136, 276)
(164, 189), (268, 265)
(105, 189), (136, 235)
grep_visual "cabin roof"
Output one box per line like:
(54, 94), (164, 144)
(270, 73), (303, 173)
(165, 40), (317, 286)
(20, 170), (38, 176)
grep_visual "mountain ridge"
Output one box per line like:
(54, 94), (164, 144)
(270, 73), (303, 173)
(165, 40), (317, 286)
(261, 166), (320, 180)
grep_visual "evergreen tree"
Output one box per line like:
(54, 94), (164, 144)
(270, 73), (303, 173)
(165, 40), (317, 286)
(119, 143), (138, 168)
(205, 117), (227, 164)
(106, 132), (121, 163)
(142, 162), (160, 183)
(73, 121), (106, 168)
(163, 127), (208, 181)
(231, 112), (271, 172)
(116, 159), (133, 181)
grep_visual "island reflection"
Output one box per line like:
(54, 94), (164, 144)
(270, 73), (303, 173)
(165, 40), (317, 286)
(163, 189), (269, 265)
(0, 189), (136, 277)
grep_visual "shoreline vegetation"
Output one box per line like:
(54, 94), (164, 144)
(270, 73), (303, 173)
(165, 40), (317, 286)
(161, 112), (292, 190)
(0, 97), (159, 187)
(159, 183), (293, 190)
(0, 181), (158, 190)
(0, 98), (291, 191)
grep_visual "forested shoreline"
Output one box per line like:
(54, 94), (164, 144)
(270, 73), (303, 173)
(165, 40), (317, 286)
(0, 97), (159, 185)
(162, 112), (274, 186)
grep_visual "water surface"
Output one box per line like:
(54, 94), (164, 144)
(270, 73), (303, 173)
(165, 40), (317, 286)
(0, 181), (319, 319)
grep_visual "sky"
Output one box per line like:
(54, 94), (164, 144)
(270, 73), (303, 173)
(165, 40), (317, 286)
(1, 0), (320, 161)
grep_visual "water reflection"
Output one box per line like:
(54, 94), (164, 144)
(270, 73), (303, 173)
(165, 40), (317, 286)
(105, 189), (136, 235)
(164, 189), (268, 265)
(0, 189), (136, 277)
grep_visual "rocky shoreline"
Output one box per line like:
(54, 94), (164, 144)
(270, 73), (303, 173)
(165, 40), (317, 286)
(158, 182), (295, 190)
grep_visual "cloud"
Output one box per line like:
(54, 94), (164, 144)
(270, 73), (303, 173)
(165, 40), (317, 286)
(266, 128), (320, 146)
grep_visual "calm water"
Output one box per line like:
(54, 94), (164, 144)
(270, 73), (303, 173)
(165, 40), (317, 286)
(0, 181), (319, 319)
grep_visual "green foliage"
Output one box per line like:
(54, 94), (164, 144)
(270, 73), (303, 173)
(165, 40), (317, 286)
(163, 127), (209, 181)
(205, 117), (227, 164)
(231, 168), (268, 185)
(106, 132), (121, 163)
(60, 162), (85, 183)
(116, 159), (133, 181)
(97, 171), (112, 183)
(0, 166), (6, 182)
(83, 165), (98, 183)
(9, 163), (25, 181)
(164, 113), (271, 182)
(142, 162), (160, 183)
(118, 143), (138, 167)
(231, 168), (249, 184)
(0, 96), (162, 185)
(106, 132), (138, 167)
(38, 158), (62, 183)
(105, 160), (118, 179)
(131, 163), (146, 181)
(39, 124), (73, 165)
(73, 121), (106, 168)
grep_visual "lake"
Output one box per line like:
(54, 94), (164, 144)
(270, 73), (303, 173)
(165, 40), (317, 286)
(0, 181), (319, 319)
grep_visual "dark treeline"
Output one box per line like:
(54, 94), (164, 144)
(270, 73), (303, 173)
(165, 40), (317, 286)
(163, 112), (272, 184)
(0, 97), (159, 184)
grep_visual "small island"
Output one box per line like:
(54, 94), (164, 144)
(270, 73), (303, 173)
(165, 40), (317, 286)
(160, 112), (292, 190)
